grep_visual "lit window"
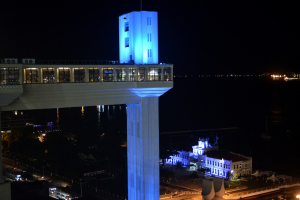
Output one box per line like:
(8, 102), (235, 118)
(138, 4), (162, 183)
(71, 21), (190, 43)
(125, 37), (129, 47)
(125, 21), (129, 32)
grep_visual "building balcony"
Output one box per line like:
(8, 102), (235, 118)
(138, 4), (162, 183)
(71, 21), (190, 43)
(0, 63), (173, 110)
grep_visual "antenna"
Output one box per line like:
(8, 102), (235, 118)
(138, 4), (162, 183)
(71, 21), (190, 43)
(140, 0), (142, 11)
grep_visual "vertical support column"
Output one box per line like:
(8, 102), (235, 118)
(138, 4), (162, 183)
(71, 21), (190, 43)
(135, 66), (138, 81)
(18, 66), (23, 84)
(38, 68), (41, 83)
(127, 97), (159, 200)
(126, 67), (130, 82)
(145, 67), (148, 81)
(100, 67), (103, 82)
(112, 67), (116, 81)
(160, 67), (164, 81)
(0, 108), (4, 183)
(54, 67), (58, 83)
(85, 67), (89, 82)
(70, 68), (74, 82)
(170, 67), (173, 81)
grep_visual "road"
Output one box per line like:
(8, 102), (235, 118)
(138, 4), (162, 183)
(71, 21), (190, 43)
(2, 157), (124, 200)
(2, 158), (69, 187)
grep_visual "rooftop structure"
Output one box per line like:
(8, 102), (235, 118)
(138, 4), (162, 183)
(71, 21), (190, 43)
(119, 11), (158, 64)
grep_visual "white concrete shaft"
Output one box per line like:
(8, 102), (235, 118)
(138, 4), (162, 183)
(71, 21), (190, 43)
(127, 97), (159, 200)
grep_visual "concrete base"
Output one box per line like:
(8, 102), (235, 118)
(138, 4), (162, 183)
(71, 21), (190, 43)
(127, 97), (159, 200)
(0, 182), (11, 200)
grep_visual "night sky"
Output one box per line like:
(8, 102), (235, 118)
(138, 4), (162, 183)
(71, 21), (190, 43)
(0, 1), (299, 75)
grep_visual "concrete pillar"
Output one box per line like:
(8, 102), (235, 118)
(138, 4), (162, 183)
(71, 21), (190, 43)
(18, 66), (23, 84)
(160, 67), (164, 81)
(54, 67), (58, 83)
(70, 68), (74, 82)
(170, 67), (173, 81)
(126, 67), (130, 82)
(145, 67), (148, 81)
(127, 97), (159, 200)
(0, 109), (3, 183)
(100, 67), (103, 82)
(113, 68), (117, 81)
(85, 67), (89, 82)
(135, 66), (138, 81)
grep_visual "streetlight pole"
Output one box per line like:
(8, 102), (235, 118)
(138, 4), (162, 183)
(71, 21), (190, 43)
(79, 179), (82, 197)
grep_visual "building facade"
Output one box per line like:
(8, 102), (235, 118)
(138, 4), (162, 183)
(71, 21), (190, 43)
(119, 11), (158, 65)
(165, 137), (252, 179)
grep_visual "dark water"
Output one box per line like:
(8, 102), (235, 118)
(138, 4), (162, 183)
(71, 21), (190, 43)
(21, 77), (300, 177)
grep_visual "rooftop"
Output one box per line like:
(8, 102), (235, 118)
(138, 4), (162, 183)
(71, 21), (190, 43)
(205, 151), (249, 162)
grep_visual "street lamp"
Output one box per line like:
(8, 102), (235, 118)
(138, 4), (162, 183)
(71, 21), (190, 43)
(79, 179), (82, 197)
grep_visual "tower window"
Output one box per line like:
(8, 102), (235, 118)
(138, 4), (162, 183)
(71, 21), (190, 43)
(147, 33), (151, 42)
(125, 37), (129, 47)
(148, 49), (152, 57)
(147, 17), (151, 25)
(125, 21), (129, 32)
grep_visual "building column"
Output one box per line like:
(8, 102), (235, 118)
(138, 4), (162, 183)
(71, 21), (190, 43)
(135, 66), (138, 81)
(0, 108), (4, 183)
(127, 97), (159, 200)
(160, 67), (164, 81)
(18, 67), (23, 84)
(100, 67), (103, 82)
(85, 67), (89, 82)
(126, 67), (130, 82)
(54, 67), (58, 83)
(70, 68), (74, 82)
(113, 68), (117, 81)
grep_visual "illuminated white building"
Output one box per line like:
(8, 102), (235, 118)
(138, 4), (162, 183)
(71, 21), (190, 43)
(165, 137), (252, 179)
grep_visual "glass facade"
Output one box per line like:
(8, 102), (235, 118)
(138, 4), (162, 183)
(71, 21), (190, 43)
(138, 67), (145, 81)
(0, 66), (172, 84)
(147, 67), (161, 81)
(0, 68), (19, 85)
(88, 68), (100, 82)
(116, 68), (126, 81)
(58, 68), (70, 83)
(103, 68), (113, 82)
(74, 68), (85, 82)
(24, 68), (39, 83)
(163, 67), (172, 81)
(128, 68), (136, 81)
(42, 68), (55, 83)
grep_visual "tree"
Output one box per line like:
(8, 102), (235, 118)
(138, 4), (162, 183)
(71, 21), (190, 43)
(226, 171), (233, 180)
(189, 171), (199, 180)
(160, 168), (175, 180)
(199, 167), (210, 174)
(175, 161), (183, 170)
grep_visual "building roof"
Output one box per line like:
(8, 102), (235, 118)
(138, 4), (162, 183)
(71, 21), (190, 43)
(205, 151), (249, 162)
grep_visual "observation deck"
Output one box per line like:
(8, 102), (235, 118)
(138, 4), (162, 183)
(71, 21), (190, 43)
(0, 60), (173, 111)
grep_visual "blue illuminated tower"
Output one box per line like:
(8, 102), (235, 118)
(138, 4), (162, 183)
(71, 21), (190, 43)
(119, 11), (158, 64)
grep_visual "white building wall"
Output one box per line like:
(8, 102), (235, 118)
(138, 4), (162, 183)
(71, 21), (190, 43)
(205, 157), (232, 178)
(165, 150), (190, 166)
(119, 11), (158, 64)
